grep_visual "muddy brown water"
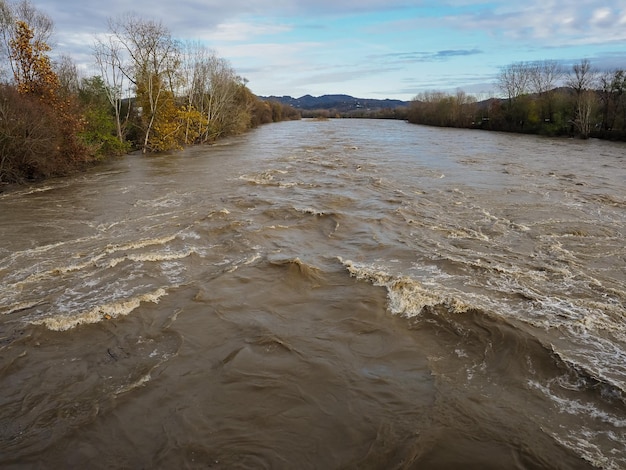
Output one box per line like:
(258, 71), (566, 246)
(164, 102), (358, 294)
(1, 119), (625, 469)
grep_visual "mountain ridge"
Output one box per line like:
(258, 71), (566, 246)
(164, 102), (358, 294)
(260, 94), (409, 112)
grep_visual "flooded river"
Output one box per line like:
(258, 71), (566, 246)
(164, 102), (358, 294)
(1, 119), (625, 469)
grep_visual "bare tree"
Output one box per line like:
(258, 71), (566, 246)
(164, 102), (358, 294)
(497, 61), (531, 105)
(566, 59), (598, 138)
(178, 40), (212, 144)
(576, 90), (597, 138)
(567, 59), (597, 96)
(93, 34), (130, 143)
(0, 1), (11, 80)
(107, 13), (180, 152)
(529, 60), (563, 95)
(597, 69), (625, 131)
(204, 56), (242, 139)
(54, 54), (80, 97)
(10, 0), (52, 42)
(529, 60), (563, 121)
(180, 43), (247, 142)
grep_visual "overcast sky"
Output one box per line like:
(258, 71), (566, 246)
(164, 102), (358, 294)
(39, 0), (626, 100)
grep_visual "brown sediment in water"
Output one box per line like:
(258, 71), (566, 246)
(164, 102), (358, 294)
(0, 120), (623, 469)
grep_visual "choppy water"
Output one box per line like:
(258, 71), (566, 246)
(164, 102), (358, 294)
(1, 119), (625, 469)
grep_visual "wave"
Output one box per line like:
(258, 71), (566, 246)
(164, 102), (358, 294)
(340, 256), (626, 467)
(339, 257), (471, 317)
(345, 257), (623, 388)
(269, 256), (325, 286)
(105, 248), (197, 269)
(239, 169), (297, 187)
(293, 206), (334, 217)
(340, 254), (626, 466)
(29, 288), (168, 331)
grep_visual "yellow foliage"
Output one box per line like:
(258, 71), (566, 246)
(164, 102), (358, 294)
(9, 21), (59, 102)
(177, 105), (207, 145)
(148, 91), (180, 151)
(147, 91), (208, 151)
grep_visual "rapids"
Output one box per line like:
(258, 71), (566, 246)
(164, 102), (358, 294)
(1, 119), (625, 469)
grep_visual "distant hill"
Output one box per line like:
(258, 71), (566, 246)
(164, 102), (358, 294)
(261, 94), (409, 113)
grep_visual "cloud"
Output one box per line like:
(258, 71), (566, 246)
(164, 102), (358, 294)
(198, 22), (293, 42)
(370, 48), (483, 64)
(377, 1), (626, 48)
(444, 1), (626, 46)
(431, 49), (483, 59)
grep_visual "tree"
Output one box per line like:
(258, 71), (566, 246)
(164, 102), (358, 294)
(407, 90), (476, 128)
(8, 13), (89, 168)
(0, 0), (53, 80)
(452, 89), (476, 127)
(576, 91), (597, 139)
(9, 20), (58, 100)
(93, 34), (131, 144)
(108, 13), (181, 152)
(54, 54), (80, 98)
(178, 41), (212, 144)
(0, 85), (61, 181)
(567, 59), (596, 96)
(78, 75), (130, 157)
(178, 43), (253, 142)
(529, 60), (563, 123)
(566, 59), (598, 138)
(597, 69), (625, 132)
(200, 55), (245, 141)
(496, 62), (534, 130)
(497, 62), (531, 105)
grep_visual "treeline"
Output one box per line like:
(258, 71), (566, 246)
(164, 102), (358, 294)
(0, 1), (299, 184)
(407, 59), (626, 140)
(301, 107), (409, 120)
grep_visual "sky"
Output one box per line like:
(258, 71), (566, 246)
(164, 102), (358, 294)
(37, 0), (626, 100)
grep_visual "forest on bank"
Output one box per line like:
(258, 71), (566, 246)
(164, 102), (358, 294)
(406, 60), (626, 140)
(0, 0), (300, 184)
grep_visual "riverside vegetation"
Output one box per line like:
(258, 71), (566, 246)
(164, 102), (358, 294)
(406, 60), (626, 140)
(0, 0), (299, 184)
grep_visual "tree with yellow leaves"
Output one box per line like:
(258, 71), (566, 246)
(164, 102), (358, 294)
(2, 13), (89, 181)
(9, 20), (58, 101)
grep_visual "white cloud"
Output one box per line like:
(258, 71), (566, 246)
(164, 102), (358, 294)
(198, 21), (293, 42)
(447, 1), (626, 46)
(215, 41), (323, 63)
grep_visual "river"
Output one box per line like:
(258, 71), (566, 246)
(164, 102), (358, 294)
(1, 119), (625, 469)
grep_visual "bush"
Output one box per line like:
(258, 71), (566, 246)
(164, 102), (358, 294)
(0, 86), (96, 183)
(0, 86), (62, 182)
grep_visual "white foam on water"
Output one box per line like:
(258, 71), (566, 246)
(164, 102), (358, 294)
(105, 248), (196, 268)
(0, 185), (57, 198)
(217, 251), (264, 274)
(341, 256), (626, 403)
(339, 257), (471, 317)
(3, 234), (184, 298)
(529, 379), (626, 427)
(244, 253), (262, 265)
(1, 235), (102, 274)
(0, 299), (46, 316)
(528, 379), (626, 470)
(115, 373), (152, 396)
(103, 234), (179, 255)
(294, 206), (328, 216)
(239, 169), (289, 186)
(29, 288), (168, 331)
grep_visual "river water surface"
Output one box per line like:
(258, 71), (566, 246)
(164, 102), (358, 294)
(1, 119), (625, 469)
